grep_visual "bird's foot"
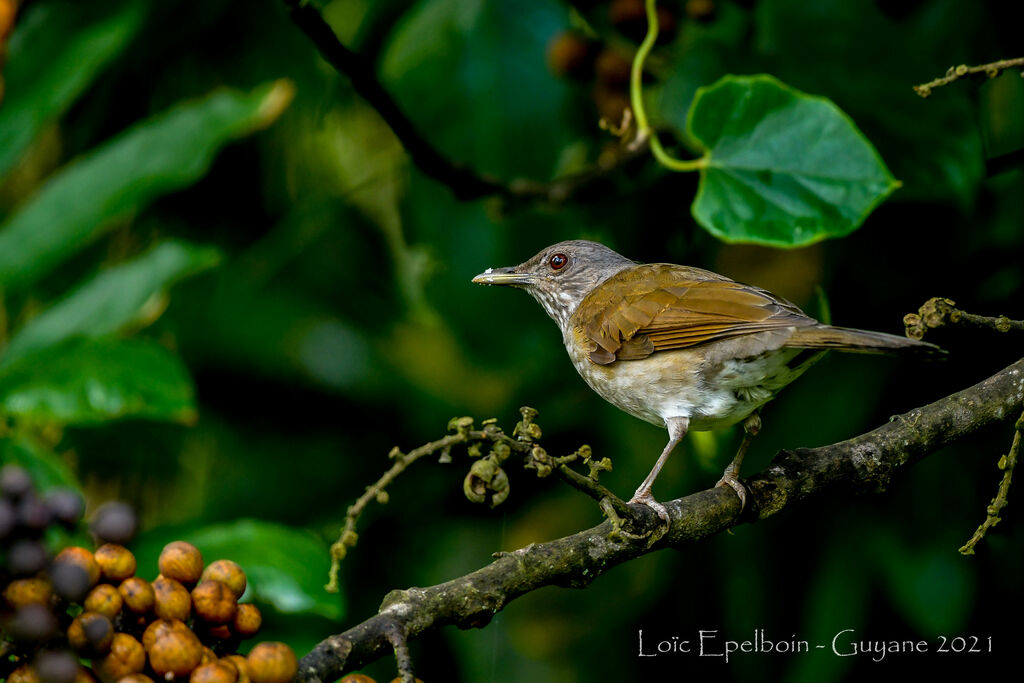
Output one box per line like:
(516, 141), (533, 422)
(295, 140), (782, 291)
(627, 491), (670, 525)
(715, 475), (747, 512)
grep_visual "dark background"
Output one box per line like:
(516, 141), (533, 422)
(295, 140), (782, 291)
(1, 0), (1022, 681)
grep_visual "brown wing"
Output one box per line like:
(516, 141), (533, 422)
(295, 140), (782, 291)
(575, 264), (817, 365)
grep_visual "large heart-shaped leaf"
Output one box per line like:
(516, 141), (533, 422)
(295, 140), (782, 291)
(687, 74), (899, 246)
(0, 337), (196, 425)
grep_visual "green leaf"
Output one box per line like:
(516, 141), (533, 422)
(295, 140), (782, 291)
(0, 80), (294, 290)
(132, 520), (343, 620)
(0, 435), (82, 493)
(0, 0), (144, 177)
(0, 338), (196, 425)
(1, 241), (221, 367)
(753, 0), (985, 208)
(687, 74), (899, 247)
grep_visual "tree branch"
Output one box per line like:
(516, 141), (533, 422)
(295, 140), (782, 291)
(297, 357), (1024, 682)
(282, 0), (648, 204)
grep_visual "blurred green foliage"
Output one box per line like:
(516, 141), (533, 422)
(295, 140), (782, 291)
(0, 0), (1022, 680)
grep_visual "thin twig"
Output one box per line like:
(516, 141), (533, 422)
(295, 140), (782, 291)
(554, 464), (633, 519)
(904, 297), (1024, 339)
(282, 0), (649, 204)
(325, 412), (635, 591)
(913, 57), (1024, 97)
(324, 431), (475, 593)
(960, 408), (1023, 554)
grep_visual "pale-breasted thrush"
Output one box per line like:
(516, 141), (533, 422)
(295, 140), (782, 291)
(473, 240), (942, 518)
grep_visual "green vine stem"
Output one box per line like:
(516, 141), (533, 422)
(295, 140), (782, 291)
(959, 408), (1023, 555)
(630, 0), (708, 172)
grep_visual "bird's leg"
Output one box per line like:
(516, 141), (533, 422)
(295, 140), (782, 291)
(716, 411), (761, 511)
(629, 416), (689, 523)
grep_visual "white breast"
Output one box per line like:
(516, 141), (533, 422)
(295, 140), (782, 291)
(563, 334), (819, 431)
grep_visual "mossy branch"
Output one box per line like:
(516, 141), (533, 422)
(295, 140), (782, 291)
(300, 356), (1024, 682)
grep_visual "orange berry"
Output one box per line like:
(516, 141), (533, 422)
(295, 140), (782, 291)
(221, 656), (250, 683)
(94, 633), (145, 683)
(340, 676), (376, 683)
(546, 30), (596, 81)
(152, 577), (191, 621)
(205, 624), (233, 640)
(189, 662), (237, 683)
(94, 544), (137, 582)
(7, 665), (40, 683)
(55, 547), (101, 586)
(191, 580), (237, 624)
(67, 612), (114, 657)
(119, 577), (155, 614)
(3, 577), (53, 609)
(233, 604), (261, 638)
(84, 584), (123, 621)
(201, 560), (246, 599)
(686, 0), (717, 22)
(142, 619), (192, 652)
(0, 2), (17, 42)
(246, 643), (297, 683)
(609, 0), (677, 43)
(594, 48), (632, 89)
(116, 676), (153, 683)
(158, 541), (204, 585)
(73, 667), (98, 683)
(148, 628), (203, 679)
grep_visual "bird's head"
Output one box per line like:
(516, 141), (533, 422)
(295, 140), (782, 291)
(472, 240), (634, 329)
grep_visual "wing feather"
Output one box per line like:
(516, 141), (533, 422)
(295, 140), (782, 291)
(575, 264), (816, 363)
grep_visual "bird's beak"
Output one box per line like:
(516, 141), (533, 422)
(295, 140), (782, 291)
(472, 267), (536, 287)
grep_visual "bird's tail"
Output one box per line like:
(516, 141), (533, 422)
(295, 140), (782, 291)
(788, 325), (946, 356)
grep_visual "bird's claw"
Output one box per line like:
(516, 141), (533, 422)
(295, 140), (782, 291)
(715, 475), (747, 512)
(627, 492), (670, 525)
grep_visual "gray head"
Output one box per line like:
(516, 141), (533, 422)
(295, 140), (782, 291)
(472, 240), (634, 329)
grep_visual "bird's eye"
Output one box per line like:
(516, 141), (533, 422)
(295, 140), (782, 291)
(549, 253), (568, 270)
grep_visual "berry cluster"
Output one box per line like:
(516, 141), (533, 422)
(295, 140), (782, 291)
(546, 0), (716, 124)
(1, 465), (296, 683)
